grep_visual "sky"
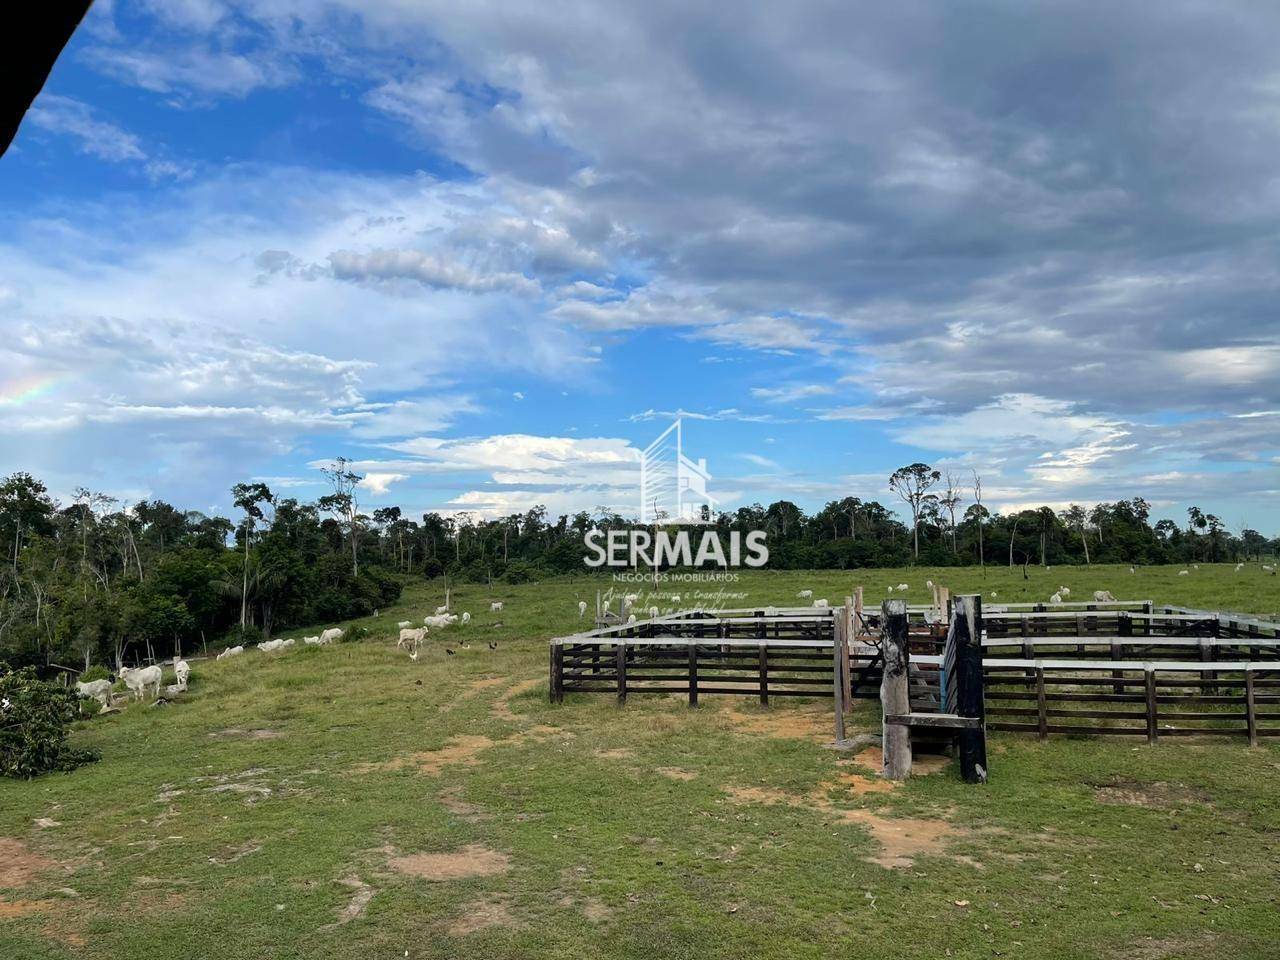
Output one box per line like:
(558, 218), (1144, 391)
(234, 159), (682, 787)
(1, 1), (1278, 532)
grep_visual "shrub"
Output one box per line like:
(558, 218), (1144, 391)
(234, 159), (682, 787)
(79, 664), (112, 683)
(0, 662), (98, 779)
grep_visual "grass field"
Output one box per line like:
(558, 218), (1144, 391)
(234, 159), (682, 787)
(3, 565), (1279, 959)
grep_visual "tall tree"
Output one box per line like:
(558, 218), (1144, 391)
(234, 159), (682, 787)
(231, 482), (273, 632)
(888, 463), (941, 560)
(319, 458), (363, 577)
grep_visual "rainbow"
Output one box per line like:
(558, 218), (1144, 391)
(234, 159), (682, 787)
(0, 372), (63, 406)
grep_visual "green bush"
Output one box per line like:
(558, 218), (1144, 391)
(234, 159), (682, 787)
(79, 664), (112, 683)
(0, 662), (98, 779)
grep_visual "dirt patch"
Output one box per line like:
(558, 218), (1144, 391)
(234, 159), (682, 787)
(388, 844), (511, 881)
(656, 767), (697, 781)
(468, 677), (507, 691)
(828, 770), (896, 795)
(594, 748), (634, 761)
(1091, 779), (1211, 809)
(356, 735), (496, 776)
(558, 894), (612, 923)
(720, 704), (832, 742)
(1123, 933), (1219, 959)
(0, 899), (54, 918)
(850, 746), (950, 777)
(208, 841), (264, 866)
(324, 875), (374, 928)
(210, 728), (282, 740)
(722, 783), (962, 869)
(0, 838), (54, 889)
(492, 678), (540, 721)
(445, 896), (520, 935)
(439, 788), (489, 821)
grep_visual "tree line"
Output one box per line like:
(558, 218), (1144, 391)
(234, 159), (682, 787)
(0, 462), (1274, 672)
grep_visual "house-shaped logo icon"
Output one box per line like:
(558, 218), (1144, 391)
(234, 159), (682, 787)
(639, 418), (718, 524)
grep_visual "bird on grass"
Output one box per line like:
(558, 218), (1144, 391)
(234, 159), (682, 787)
(445, 648), (455, 656)
(488, 641), (498, 651)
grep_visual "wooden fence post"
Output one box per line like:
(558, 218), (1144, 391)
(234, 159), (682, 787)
(833, 612), (847, 742)
(1114, 613), (1131, 694)
(842, 596), (854, 707)
(688, 642), (698, 707)
(881, 599), (911, 779)
(1035, 667), (1048, 741)
(1144, 669), (1158, 744)
(616, 643), (628, 707)
(953, 594), (988, 784)
(1245, 669), (1258, 748)
(758, 642), (769, 706)
(550, 644), (564, 703)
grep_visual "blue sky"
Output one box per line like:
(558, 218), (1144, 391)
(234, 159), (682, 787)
(1, 1), (1278, 532)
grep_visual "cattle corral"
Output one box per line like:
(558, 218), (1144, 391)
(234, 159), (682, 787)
(551, 593), (1280, 745)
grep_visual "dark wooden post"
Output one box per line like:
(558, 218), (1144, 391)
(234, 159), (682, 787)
(688, 642), (698, 707)
(1114, 613), (1131, 694)
(952, 594), (988, 784)
(880, 599), (911, 779)
(616, 643), (627, 706)
(1245, 669), (1258, 748)
(1035, 667), (1048, 742)
(1144, 669), (1158, 744)
(550, 644), (565, 703)
(757, 642), (769, 705)
(841, 597), (854, 706)
(1142, 600), (1153, 637)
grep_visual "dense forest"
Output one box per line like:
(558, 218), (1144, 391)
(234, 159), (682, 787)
(0, 463), (1274, 672)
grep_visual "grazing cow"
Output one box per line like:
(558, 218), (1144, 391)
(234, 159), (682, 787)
(1178, 569), (1190, 576)
(435, 605), (450, 615)
(75, 679), (113, 707)
(397, 620), (412, 629)
(1093, 590), (1116, 602)
(578, 601), (588, 619)
(279, 638), (295, 649)
(424, 614), (457, 629)
(1049, 592), (1062, 604)
(670, 594), (681, 604)
(1059, 587), (1071, 597)
(398, 626), (427, 649)
(989, 591), (998, 599)
(259, 639), (284, 653)
(813, 598), (829, 608)
(174, 659), (191, 690)
(217, 645), (244, 660)
(302, 636), (321, 645)
(119, 665), (162, 701)
(627, 614), (637, 624)
(896, 583), (909, 592)
(797, 590), (813, 599)
(490, 601), (503, 612)
(319, 627), (344, 644)
(461, 612), (471, 624)
(648, 606), (659, 619)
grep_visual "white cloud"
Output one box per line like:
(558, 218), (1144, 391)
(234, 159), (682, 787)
(359, 471), (409, 495)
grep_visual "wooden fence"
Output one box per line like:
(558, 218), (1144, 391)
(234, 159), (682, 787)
(549, 599), (1280, 743)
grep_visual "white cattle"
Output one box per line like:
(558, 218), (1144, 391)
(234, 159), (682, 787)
(302, 636), (321, 645)
(648, 606), (659, 619)
(797, 590), (813, 599)
(813, 598), (829, 608)
(259, 639), (284, 653)
(1178, 569), (1190, 576)
(398, 626), (427, 649)
(279, 638), (295, 649)
(627, 614), (637, 624)
(1093, 590), (1116, 602)
(989, 591), (998, 598)
(119, 665), (162, 701)
(397, 620), (413, 629)
(578, 601), (588, 619)
(174, 659), (191, 689)
(435, 605), (450, 615)
(217, 645), (244, 660)
(461, 612), (471, 624)
(1059, 587), (1071, 597)
(896, 583), (909, 592)
(1049, 592), (1062, 604)
(670, 594), (681, 604)
(319, 627), (344, 644)
(1235, 563), (1244, 572)
(886, 585), (894, 593)
(424, 614), (457, 629)
(75, 679), (113, 707)
(490, 601), (503, 612)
